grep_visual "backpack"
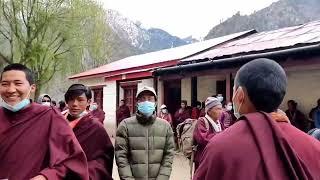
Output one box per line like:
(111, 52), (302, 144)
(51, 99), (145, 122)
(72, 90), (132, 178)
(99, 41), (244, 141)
(176, 118), (210, 158)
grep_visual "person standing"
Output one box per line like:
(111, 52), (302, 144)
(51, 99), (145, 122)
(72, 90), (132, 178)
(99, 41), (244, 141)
(89, 102), (106, 124)
(193, 97), (224, 171)
(191, 101), (202, 119)
(0, 64), (89, 180)
(309, 98), (320, 128)
(36, 94), (52, 106)
(220, 102), (237, 128)
(159, 104), (173, 125)
(116, 99), (131, 127)
(285, 100), (308, 132)
(63, 84), (114, 180)
(115, 86), (175, 180)
(174, 100), (191, 125)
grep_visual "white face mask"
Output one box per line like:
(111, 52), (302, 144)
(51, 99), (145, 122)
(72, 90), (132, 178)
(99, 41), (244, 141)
(217, 96), (224, 102)
(161, 109), (168, 114)
(42, 102), (51, 106)
(226, 105), (232, 111)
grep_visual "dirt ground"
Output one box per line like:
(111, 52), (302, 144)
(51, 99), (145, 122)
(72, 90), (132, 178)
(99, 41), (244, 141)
(112, 152), (191, 180)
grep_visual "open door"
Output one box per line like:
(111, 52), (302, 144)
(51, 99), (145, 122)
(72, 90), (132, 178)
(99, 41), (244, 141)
(163, 79), (181, 115)
(123, 85), (138, 114)
(92, 88), (103, 109)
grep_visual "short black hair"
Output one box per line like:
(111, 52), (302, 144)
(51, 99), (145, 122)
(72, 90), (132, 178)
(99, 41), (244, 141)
(234, 58), (287, 113)
(181, 100), (188, 105)
(1, 63), (35, 85)
(287, 100), (298, 108)
(65, 84), (92, 102)
(52, 100), (57, 106)
(196, 101), (201, 106)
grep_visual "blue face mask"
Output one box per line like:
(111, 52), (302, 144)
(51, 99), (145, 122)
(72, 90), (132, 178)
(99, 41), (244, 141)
(138, 101), (156, 117)
(2, 99), (31, 112)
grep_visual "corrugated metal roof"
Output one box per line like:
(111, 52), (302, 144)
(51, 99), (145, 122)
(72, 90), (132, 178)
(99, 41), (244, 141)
(182, 20), (320, 63)
(70, 30), (255, 79)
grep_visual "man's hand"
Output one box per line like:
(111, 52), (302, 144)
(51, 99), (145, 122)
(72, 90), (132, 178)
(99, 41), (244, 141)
(30, 175), (47, 180)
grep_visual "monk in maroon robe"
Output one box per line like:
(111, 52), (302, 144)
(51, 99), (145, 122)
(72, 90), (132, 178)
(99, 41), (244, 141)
(194, 59), (320, 180)
(64, 84), (114, 180)
(0, 64), (89, 180)
(193, 97), (225, 171)
(116, 99), (131, 126)
(174, 100), (191, 125)
(89, 102), (106, 124)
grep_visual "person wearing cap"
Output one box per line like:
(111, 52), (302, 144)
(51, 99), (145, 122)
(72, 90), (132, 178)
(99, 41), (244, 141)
(193, 97), (225, 171)
(115, 86), (175, 180)
(158, 104), (173, 125)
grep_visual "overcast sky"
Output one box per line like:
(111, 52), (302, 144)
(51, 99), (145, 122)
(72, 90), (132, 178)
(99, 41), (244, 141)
(100, 0), (279, 39)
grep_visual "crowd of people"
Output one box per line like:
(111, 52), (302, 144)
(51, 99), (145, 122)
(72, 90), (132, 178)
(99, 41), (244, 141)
(1, 58), (320, 180)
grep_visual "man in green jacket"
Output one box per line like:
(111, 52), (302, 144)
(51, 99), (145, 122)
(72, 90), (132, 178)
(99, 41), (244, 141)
(115, 86), (175, 180)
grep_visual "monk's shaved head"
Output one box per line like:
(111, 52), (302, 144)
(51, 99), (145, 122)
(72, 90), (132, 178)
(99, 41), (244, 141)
(235, 58), (287, 113)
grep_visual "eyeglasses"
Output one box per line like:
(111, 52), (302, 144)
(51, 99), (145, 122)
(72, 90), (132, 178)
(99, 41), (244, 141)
(42, 100), (51, 103)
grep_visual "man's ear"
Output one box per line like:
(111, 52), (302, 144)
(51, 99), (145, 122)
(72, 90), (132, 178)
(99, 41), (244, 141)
(30, 84), (36, 93)
(237, 86), (245, 103)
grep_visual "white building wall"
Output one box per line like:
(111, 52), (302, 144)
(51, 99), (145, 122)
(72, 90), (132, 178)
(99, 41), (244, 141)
(157, 79), (164, 112)
(119, 87), (124, 101)
(78, 77), (105, 87)
(197, 75), (218, 102)
(280, 69), (320, 115)
(181, 78), (191, 105)
(138, 78), (154, 89)
(103, 81), (117, 139)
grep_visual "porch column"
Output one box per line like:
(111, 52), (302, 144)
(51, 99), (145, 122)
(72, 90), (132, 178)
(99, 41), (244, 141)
(226, 73), (231, 103)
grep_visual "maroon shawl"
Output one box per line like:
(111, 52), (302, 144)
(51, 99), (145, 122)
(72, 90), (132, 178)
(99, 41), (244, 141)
(72, 114), (114, 180)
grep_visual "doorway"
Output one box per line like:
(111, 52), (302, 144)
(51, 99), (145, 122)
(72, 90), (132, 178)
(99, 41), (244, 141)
(163, 79), (181, 115)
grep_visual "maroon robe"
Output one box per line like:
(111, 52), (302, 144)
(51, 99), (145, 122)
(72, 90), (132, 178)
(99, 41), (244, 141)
(174, 108), (191, 125)
(90, 109), (106, 124)
(0, 103), (89, 180)
(199, 109), (205, 117)
(71, 114), (114, 180)
(158, 112), (173, 125)
(191, 107), (201, 119)
(193, 112), (320, 180)
(193, 117), (225, 170)
(116, 105), (130, 126)
(219, 110), (236, 128)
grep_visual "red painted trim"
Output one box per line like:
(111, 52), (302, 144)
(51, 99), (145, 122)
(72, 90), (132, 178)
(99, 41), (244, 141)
(70, 60), (178, 80)
(119, 81), (139, 87)
(90, 85), (105, 89)
(105, 71), (152, 82)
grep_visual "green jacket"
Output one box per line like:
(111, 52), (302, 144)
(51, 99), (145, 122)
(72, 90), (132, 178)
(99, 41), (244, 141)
(115, 113), (175, 180)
